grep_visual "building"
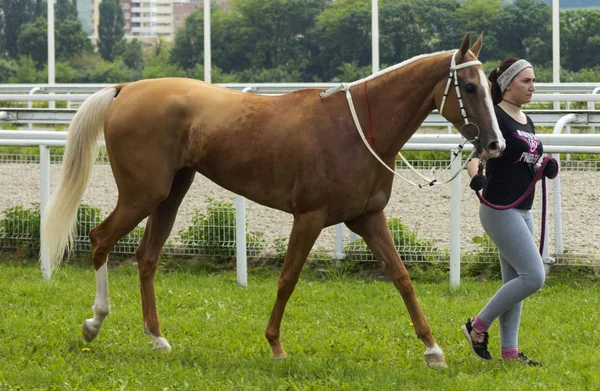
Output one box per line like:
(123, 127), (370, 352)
(78, 0), (230, 45)
(173, 0), (230, 32)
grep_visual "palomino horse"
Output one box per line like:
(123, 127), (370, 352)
(41, 33), (504, 368)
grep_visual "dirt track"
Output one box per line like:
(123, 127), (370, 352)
(1, 158), (598, 262)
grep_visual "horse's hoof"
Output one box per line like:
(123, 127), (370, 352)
(82, 319), (99, 342)
(424, 344), (447, 369)
(425, 354), (448, 368)
(272, 352), (287, 360)
(153, 337), (172, 352)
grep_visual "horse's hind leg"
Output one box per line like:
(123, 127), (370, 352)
(345, 211), (447, 369)
(136, 168), (195, 351)
(82, 197), (159, 343)
(265, 211), (326, 358)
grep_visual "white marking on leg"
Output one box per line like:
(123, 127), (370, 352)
(144, 326), (172, 352)
(424, 343), (444, 357)
(82, 263), (110, 342)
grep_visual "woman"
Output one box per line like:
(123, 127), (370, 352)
(462, 58), (558, 366)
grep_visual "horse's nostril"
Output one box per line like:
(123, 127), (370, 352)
(487, 141), (499, 152)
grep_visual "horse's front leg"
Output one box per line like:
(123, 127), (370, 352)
(346, 210), (447, 368)
(265, 211), (325, 358)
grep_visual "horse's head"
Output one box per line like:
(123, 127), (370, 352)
(435, 33), (505, 158)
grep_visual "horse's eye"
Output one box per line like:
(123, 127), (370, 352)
(465, 83), (476, 93)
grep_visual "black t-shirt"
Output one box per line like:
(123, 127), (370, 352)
(482, 106), (543, 210)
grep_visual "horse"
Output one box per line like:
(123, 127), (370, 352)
(40, 32), (504, 368)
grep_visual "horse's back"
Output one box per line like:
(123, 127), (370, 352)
(101, 78), (336, 211)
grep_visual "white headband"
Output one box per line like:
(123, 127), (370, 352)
(497, 59), (532, 93)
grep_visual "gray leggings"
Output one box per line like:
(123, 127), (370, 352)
(477, 204), (546, 349)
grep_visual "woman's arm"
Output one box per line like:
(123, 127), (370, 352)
(467, 157), (481, 178)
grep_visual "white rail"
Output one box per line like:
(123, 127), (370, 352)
(2, 128), (599, 286)
(1, 82), (600, 94)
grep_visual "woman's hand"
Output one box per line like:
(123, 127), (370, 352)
(470, 174), (487, 191)
(543, 157), (559, 179)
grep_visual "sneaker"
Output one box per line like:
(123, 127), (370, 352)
(462, 318), (492, 360)
(506, 352), (541, 366)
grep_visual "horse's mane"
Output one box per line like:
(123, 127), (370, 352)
(349, 50), (454, 87)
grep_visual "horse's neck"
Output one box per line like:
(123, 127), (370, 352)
(356, 54), (450, 154)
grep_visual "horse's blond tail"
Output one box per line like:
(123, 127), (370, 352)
(40, 87), (118, 274)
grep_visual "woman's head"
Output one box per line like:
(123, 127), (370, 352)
(488, 58), (535, 105)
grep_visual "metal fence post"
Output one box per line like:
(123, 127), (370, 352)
(449, 149), (462, 288)
(335, 223), (344, 260)
(235, 195), (247, 286)
(40, 144), (51, 279)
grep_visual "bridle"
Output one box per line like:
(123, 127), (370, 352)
(320, 49), (485, 187)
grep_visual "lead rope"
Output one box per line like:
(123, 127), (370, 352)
(475, 156), (553, 256)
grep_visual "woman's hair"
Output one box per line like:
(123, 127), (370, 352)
(488, 58), (520, 105)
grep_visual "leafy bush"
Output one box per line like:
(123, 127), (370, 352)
(344, 217), (440, 263)
(0, 203), (41, 257)
(178, 198), (266, 259)
(462, 233), (501, 279)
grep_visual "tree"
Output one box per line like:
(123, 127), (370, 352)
(34, 0), (46, 18)
(143, 49), (185, 79)
(98, 0), (124, 61)
(56, 0), (78, 21)
(561, 9), (600, 71)
(405, 0), (463, 52)
(454, 0), (507, 62)
(8, 56), (43, 83)
(379, 1), (430, 66)
(0, 57), (18, 82)
(314, 0), (371, 80)
(56, 19), (93, 61)
(16, 16), (47, 68)
(494, 0), (552, 65)
(113, 38), (144, 70)
(0, 0), (36, 58)
(17, 16), (92, 67)
(170, 10), (204, 70)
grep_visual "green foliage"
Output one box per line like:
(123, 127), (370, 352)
(113, 38), (144, 70)
(561, 9), (600, 71)
(16, 17), (47, 68)
(75, 204), (102, 239)
(178, 198), (266, 259)
(334, 61), (371, 83)
(170, 10), (204, 70)
(345, 217), (440, 263)
(1, 0), (37, 58)
(1, 261), (598, 389)
(55, 0), (78, 21)
(55, 19), (93, 61)
(0, 56), (18, 82)
(98, 0), (125, 61)
(3, 0), (600, 83)
(272, 236), (288, 262)
(462, 233), (501, 279)
(0, 203), (40, 257)
(143, 49), (185, 79)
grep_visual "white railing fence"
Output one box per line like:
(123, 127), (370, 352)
(2, 82), (600, 287)
(1, 131), (599, 287)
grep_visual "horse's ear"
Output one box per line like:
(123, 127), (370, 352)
(471, 32), (484, 58)
(457, 32), (472, 62)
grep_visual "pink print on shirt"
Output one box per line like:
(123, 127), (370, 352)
(514, 129), (541, 164)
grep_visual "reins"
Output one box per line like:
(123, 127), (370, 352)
(476, 155), (553, 256)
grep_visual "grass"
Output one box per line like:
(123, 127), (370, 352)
(0, 254), (599, 390)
